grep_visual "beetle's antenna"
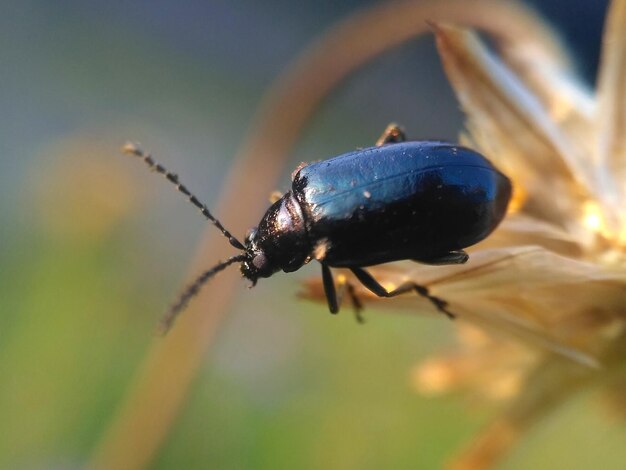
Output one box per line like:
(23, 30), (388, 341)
(122, 142), (245, 250)
(158, 254), (248, 333)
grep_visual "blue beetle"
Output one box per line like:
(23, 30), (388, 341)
(124, 124), (511, 329)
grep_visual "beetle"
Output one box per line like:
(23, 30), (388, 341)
(123, 124), (512, 330)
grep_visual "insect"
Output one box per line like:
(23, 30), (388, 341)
(124, 123), (512, 330)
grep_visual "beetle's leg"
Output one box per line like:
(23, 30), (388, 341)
(347, 282), (365, 323)
(376, 123), (407, 146)
(413, 250), (469, 266)
(321, 263), (339, 314)
(335, 274), (365, 323)
(349, 267), (455, 319)
(321, 266), (365, 321)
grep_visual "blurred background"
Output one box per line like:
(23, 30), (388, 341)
(2, 0), (624, 469)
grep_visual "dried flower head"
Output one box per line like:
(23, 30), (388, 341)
(301, 1), (626, 468)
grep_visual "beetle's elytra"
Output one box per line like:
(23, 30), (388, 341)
(124, 124), (512, 330)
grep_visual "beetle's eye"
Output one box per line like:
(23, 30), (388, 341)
(252, 253), (268, 270)
(245, 227), (258, 244)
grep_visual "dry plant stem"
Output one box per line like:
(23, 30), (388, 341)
(89, 1), (572, 468)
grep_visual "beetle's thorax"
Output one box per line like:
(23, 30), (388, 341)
(240, 192), (311, 282)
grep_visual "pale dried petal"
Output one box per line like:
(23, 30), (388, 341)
(495, 12), (596, 177)
(433, 24), (587, 185)
(433, 24), (615, 229)
(505, 60), (594, 128)
(474, 214), (584, 258)
(461, 123), (591, 239)
(499, 35), (595, 152)
(596, 0), (626, 201)
(499, 64), (598, 206)
(301, 246), (626, 367)
(411, 248), (625, 360)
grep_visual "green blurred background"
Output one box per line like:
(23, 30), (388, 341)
(3, 0), (626, 468)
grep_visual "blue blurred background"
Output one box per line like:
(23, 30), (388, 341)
(2, 1), (623, 469)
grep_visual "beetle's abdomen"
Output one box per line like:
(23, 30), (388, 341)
(292, 142), (511, 267)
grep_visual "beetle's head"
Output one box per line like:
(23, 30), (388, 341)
(240, 227), (279, 283)
(240, 193), (311, 283)
(240, 252), (274, 284)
